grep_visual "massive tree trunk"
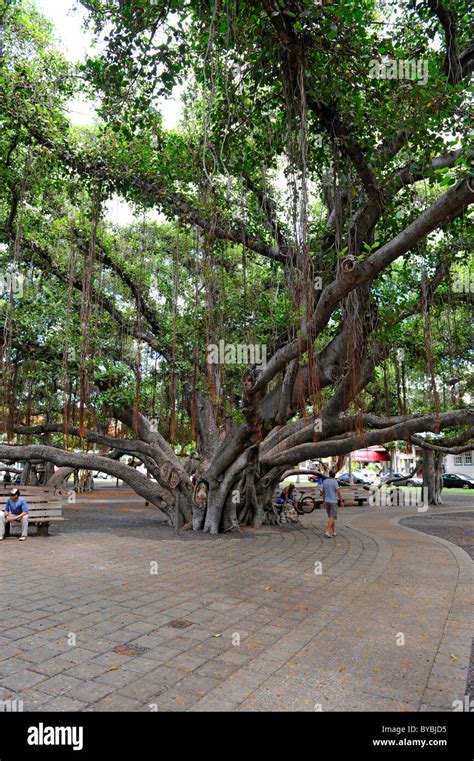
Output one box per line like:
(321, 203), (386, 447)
(422, 448), (444, 506)
(8, 406), (473, 533)
(21, 462), (39, 485)
(47, 467), (74, 491)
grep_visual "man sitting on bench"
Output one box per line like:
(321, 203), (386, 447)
(0, 489), (29, 542)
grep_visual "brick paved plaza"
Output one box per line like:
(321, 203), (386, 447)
(1, 492), (472, 712)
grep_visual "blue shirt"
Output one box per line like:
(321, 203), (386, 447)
(5, 497), (29, 516)
(323, 478), (339, 504)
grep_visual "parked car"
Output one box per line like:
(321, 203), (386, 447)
(337, 472), (373, 486)
(308, 473), (324, 484)
(442, 473), (474, 489)
(381, 473), (423, 487)
(381, 471), (403, 482)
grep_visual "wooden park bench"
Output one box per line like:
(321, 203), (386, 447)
(293, 484), (371, 507)
(0, 486), (65, 536)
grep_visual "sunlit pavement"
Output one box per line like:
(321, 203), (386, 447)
(0, 492), (472, 712)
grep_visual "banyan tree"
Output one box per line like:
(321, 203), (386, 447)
(0, 0), (472, 531)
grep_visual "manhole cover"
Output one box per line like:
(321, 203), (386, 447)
(167, 619), (193, 629)
(113, 643), (150, 656)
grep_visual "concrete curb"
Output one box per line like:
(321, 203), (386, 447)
(392, 511), (473, 711)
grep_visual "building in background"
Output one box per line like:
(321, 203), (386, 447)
(444, 450), (474, 478)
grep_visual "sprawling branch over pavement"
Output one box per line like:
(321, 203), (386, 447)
(264, 409), (473, 467)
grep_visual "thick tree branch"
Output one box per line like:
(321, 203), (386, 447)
(252, 177), (474, 393)
(411, 426), (474, 453)
(459, 41), (474, 79)
(0, 444), (169, 506)
(426, 0), (463, 85)
(392, 149), (465, 192)
(264, 409), (473, 466)
(373, 129), (410, 166)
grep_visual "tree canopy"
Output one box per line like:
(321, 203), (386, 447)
(0, 0), (472, 530)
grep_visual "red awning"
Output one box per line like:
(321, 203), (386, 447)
(352, 448), (390, 462)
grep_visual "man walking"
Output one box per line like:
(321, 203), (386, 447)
(321, 470), (344, 538)
(0, 489), (29, 541)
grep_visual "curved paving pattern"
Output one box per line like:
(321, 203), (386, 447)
(0, 497), (471, 712)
